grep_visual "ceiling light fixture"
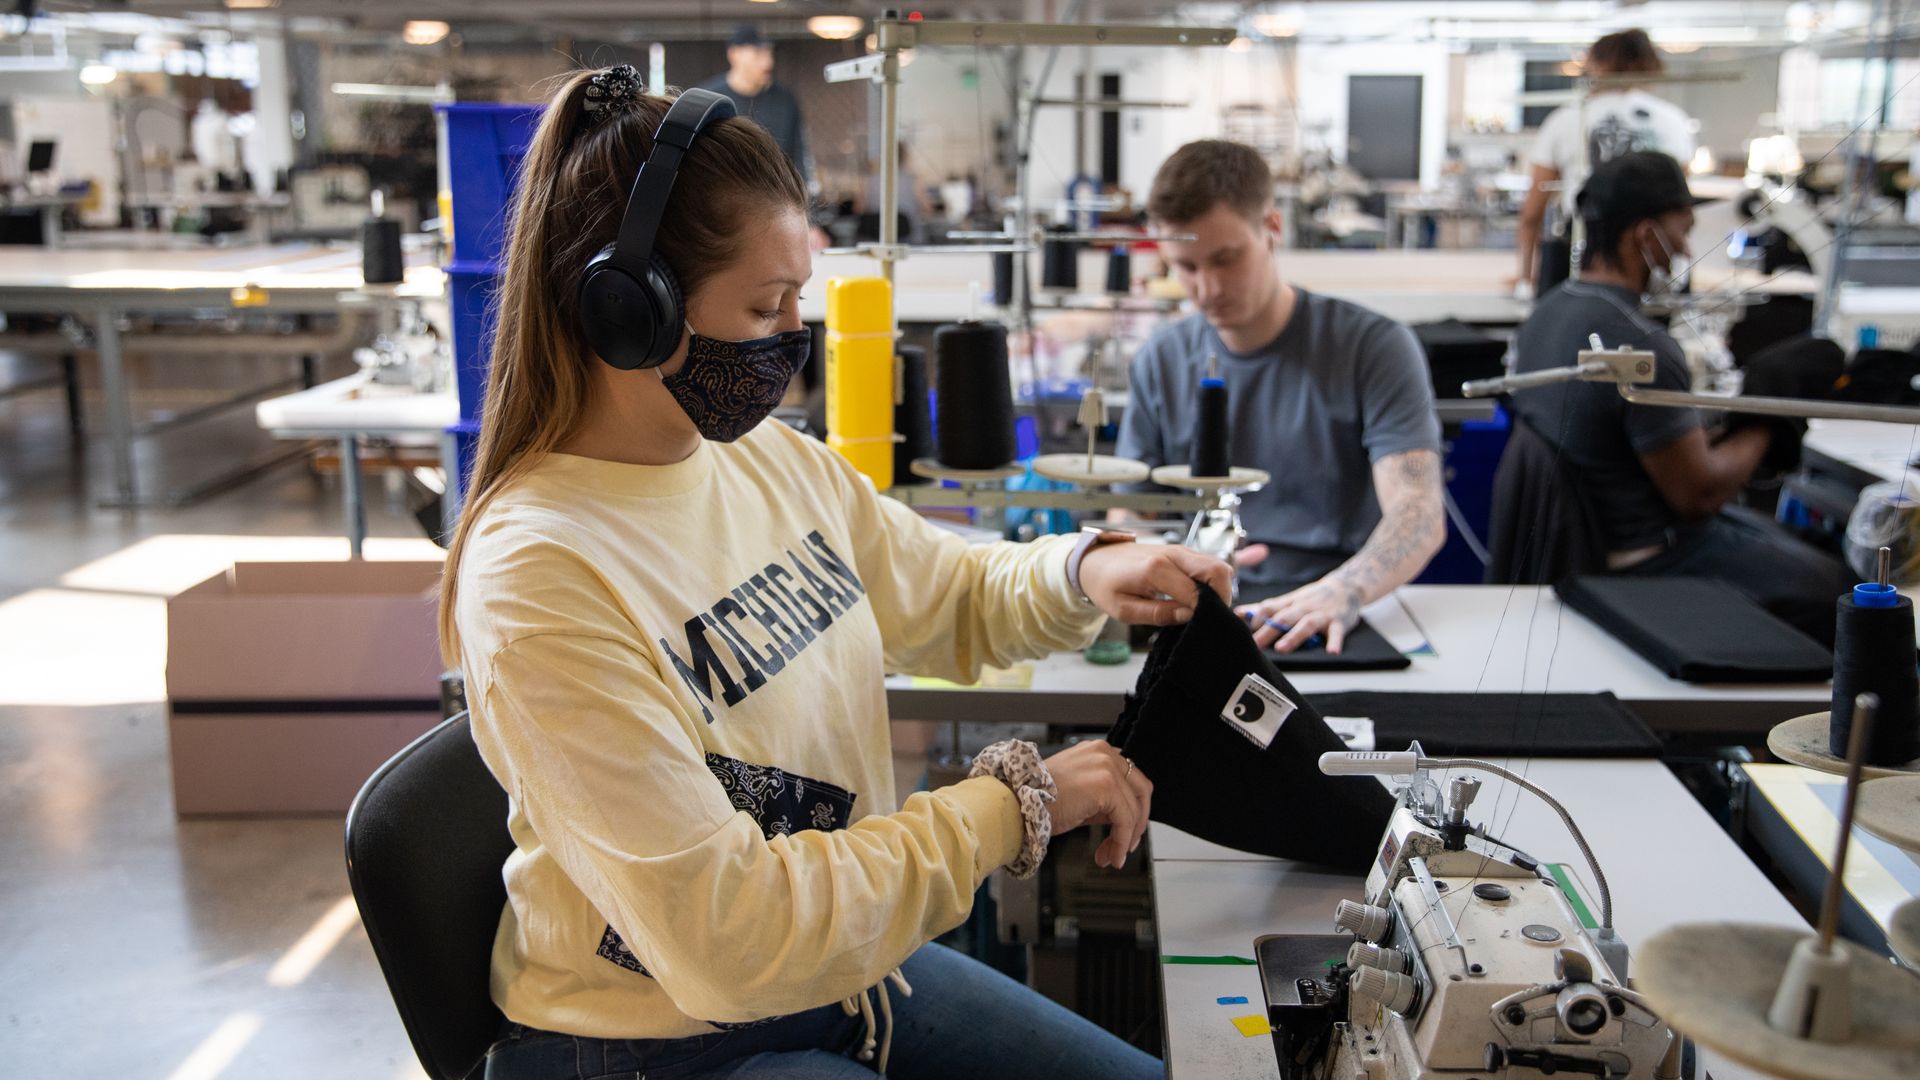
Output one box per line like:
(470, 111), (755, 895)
(1252, 11), (1302, 38)
(808, 15), (864, 40)
(403, 21), (450, 46)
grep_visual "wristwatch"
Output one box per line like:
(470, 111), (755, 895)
(1066, 526), (1136, 603)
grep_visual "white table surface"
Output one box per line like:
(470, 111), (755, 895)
(0, 241), (442, 298)
(1803, 417), (1920, 485)
(256, 373), (458, 435)
(1149, 758), (1805, 1080)
(885, 585), (1832, 737)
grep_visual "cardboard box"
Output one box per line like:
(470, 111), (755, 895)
(166, 560), (446, 815)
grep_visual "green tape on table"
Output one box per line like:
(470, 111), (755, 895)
(1161, 954), (1257, 965)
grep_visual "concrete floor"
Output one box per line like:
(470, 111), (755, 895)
(1, 350), (434, 1078)
(0, 350), (938, 1079)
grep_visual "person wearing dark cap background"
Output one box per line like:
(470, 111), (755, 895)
(698, 26), (812, 183)
(1506, 150), (1845, 643)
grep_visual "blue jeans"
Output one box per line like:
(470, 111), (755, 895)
(1623, 506), (1848, 647)
(482, 942), (1163, 1080)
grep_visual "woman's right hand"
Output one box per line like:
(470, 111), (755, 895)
(1043, 740), (1153, 870)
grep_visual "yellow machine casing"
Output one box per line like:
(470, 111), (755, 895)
(824, 276), (896, 489)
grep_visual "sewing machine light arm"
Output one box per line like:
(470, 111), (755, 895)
(1618, 385), (1920, 424)
(1463, 340), (1920, 424)
(1460, 344), (1658, 399)
(1320, 751), (1614, 932)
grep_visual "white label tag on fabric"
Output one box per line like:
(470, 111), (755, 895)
(1324, 716), (1376, 752)
(1220, 675), (1297, 749)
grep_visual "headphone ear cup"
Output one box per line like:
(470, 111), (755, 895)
(640, 252), (686, 366)
(579, 246), (660, 372)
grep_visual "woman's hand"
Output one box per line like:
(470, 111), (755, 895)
(1043, 740), (1153, 869)
(1076, 542), (1232, 626)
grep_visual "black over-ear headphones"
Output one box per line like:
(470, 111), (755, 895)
(577, 87), (736, 371)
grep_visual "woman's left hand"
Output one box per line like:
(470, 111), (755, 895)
(1076, 542), (1232, 626)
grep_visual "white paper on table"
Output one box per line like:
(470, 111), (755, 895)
(1323, 716), (1376, 751)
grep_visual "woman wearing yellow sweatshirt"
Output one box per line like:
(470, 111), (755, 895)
(441, 66), (1230, 1080)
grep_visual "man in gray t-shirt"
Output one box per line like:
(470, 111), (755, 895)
(1116, 139), (1446, 653)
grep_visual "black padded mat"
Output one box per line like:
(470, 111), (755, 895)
(1554, 576), (1833, 683)
(1311, 691), (1663, 757)
(1266, 618), (1411, 672)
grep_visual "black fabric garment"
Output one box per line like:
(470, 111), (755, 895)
(1728, 335), (1845, 473)
(1555, 575), (1834, 683)
(1486, 418), (1607, 585)
(1108, 588), (1395, 870)
(1311, 692), (1661, 757)
(1835, 346), (1920, 406)
(1267, 619), (1411, 672)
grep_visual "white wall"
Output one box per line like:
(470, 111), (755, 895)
(12, 96), (119, 225)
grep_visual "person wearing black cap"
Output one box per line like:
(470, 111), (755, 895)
(698, 26), (814, 189)
(1506, 150), (1845, 643)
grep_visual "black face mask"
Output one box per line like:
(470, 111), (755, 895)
(660, 327), (811, 442)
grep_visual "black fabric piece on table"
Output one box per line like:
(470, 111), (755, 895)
(1311, 692), (1661, 758)
(1108, 587), (1395, 870)
(1267, 619), (1410, 672)
(1230, 577), (1412, 671)
(1554, 575), (1833, 683)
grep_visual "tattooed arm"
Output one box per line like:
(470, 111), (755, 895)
(1239, 448), (1446, 653)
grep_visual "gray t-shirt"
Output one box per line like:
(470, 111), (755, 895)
(1116, 290), (1443, 587)
(1508, 280), (1699, 552)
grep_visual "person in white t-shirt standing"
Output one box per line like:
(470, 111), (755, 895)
(1515, 29), (1696, 291)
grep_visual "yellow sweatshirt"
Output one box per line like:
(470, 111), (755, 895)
(454, 419), (1104, 1039)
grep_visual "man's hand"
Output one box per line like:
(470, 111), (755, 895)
(1077, 542), (1232, 626)
(1235, 578), (1364, 654)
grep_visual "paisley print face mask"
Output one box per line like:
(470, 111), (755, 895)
(659, 327), (810, 442)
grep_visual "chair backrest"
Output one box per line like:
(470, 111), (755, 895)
(345, 713), (513, 1080)
(1485, 416), (1607, 585)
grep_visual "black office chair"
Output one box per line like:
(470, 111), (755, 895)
(345, 713), (514, 1080)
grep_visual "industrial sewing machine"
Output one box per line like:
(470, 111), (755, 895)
(1255, 746), (1690, 1079)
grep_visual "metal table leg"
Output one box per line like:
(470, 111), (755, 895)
(93, 306), (135, 506)
(60, 353), (82, 440)
(439, 429), (461, 541)
(340, 434), (365, 559)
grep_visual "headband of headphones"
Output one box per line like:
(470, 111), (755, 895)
(601, 85), (736, 273)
